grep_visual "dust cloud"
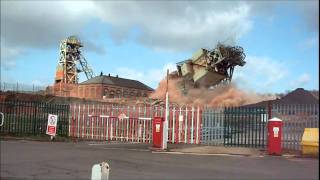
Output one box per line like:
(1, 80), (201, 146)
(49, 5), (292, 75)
(150, 77), (275, 107)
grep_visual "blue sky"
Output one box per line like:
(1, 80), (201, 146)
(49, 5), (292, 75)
(1, 1), (319, 94)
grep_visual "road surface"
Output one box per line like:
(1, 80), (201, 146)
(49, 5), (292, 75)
(1, 140), (318, 180)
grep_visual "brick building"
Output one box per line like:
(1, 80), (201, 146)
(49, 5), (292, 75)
(53, 74), (154, 100)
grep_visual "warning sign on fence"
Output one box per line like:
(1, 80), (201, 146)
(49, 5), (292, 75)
(46, 114), (58, 136)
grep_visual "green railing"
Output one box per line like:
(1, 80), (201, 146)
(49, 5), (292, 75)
(0, 101), (69, 137)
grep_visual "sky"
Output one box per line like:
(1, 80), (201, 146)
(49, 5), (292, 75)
(1, 0), (319, 94)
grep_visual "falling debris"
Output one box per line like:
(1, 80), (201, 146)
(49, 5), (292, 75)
(150, 78), (275, 107)
(173, 43), (246, 93)
(151, 43), (276, 106)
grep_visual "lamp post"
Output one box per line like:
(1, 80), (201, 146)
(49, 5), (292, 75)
(163, 69), (169, 150)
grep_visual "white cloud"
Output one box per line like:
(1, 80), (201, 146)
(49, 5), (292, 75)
(2, 1), (318, 53)
(1, 1), (96, 48)
(0, 1), (104, 68)
(1, 1), (254, 65)
(295, 1), (319, 32)
(289, 73), (311, 88)
(163, 63), (177, 74)
(93, 1), (253, 51)
(0, 42), (25, 69)
(233, 55), (288, 91)
(114, 62), (176, 88)
(299, 36), (318, 50)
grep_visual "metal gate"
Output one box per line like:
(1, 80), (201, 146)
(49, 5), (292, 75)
(224, 107), (268, 147)
(202, 107), (224, 145)
(70, 104), (153, 143)
(71, 115), (152, 143)
(202, 106), (268, 148)
(69, 104), (202, 144)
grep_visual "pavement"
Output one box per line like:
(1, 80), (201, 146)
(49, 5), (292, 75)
(1, 135), (296, 157)
(1, 140), (319, 180)
(167, 144), (265, 157)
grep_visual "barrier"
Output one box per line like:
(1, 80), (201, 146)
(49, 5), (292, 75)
(301, 128), (319, 157)
(91, 162), (110, 180)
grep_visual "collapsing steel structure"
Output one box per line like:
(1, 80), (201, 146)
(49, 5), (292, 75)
(176, 43), (246, 89)
(55, 36), (95, 84)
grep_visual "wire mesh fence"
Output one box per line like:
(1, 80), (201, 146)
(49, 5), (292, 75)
(0, 82), (48, 93)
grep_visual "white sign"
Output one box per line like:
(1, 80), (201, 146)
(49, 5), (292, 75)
(46, 114), (58, 136)
(273, 127), (279, 137)
(179, 115), (184, 122)
(156, 124), (160, 133)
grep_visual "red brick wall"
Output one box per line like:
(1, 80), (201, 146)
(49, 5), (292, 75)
(53, 83), (77, 97)
(53, 83), (153, 100)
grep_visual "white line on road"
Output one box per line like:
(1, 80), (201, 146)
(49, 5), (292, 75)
(88, 142), (141, 146)
(151, 151), (256, 157)
(101, 147), (150, 152)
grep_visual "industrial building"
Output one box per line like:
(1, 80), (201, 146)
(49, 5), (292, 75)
(70, 74), (153, 100)
(51, 36), (153, 100)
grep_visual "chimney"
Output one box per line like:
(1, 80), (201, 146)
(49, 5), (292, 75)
(100, 72), (103, 76)
(108, 73), (110, 77)
(116, 75), (118, 78)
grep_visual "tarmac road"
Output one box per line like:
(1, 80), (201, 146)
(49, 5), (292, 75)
(0, 140), (318, 180)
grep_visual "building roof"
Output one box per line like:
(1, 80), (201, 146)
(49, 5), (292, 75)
(245, 88), (319, 107)
(310, 90), (319, 99)
(79, 75), (154, 91)
(276, 88), (319, 104)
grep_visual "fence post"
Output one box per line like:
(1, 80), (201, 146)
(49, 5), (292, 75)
(191, 107), (194, 144)
(32, 102), (37, 135)
(196, 107), (200, 144)
(72, 116), (75, 141)
(268, 101), (272, 120)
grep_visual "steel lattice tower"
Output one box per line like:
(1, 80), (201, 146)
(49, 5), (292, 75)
(55, 36), (95, 84)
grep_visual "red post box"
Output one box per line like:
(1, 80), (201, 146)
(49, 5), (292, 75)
(268, 117), (282, 155)
(153, 117), (164, 148)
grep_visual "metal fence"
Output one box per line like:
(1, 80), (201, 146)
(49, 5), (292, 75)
(69, 104), (202, 144)
(272, 104), (319, 151)
(202, 107), (224, 145)
(224, 107), (268, 148)
(168, 106), (202, 144)
(0, 82), (47, 93)
(0, 101), (70, 136)
(70, 104), (154, 143)
(1, 99), (318, 151)
(201, 107), (268, 148)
